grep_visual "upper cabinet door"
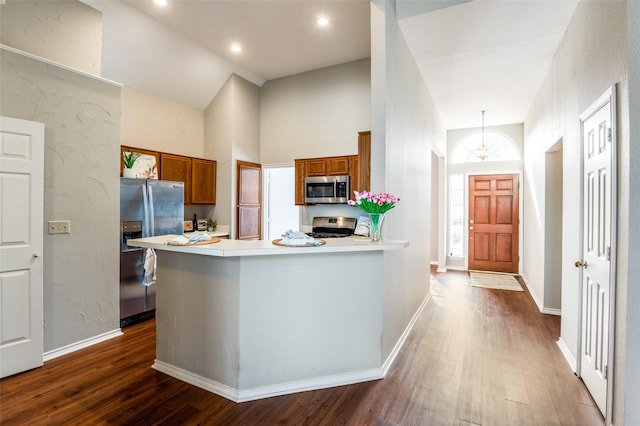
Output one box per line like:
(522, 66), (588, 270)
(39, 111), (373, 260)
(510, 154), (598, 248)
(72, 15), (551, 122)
(348, 155), (359, 194)
(326, 157), (349, 175)
(306, 159), (326, 176)
(161, 153), (192, 204)
(191, 158), (216, 204)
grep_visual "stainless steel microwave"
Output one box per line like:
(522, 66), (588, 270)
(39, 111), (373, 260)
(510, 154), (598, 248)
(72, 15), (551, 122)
(304, 175), (350, 204)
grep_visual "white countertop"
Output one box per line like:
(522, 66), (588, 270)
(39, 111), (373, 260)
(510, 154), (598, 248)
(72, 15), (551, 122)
(127, 235), (409, 257)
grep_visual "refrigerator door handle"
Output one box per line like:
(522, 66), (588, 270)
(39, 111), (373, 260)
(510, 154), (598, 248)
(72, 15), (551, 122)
(147, 184), (155, 237)
(142, 184), (151, 238)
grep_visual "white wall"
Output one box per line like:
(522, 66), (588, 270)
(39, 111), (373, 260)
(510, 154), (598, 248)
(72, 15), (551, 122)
(624, 1), (640, 423)
(260, 59), (371, 164)
(204, 74), (261, 238)
(544, 146), (563, 312)
(372, 0), (446, 359)
(0, 1), (102, 75)
(259, 59), (372, 229)
(1, 47), (121, 352)
(121, 87), (204, 158)
(523, 0), (631, 422)
(430, 151), (439, 263)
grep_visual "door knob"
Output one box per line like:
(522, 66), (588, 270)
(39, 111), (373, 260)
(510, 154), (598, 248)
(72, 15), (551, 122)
(32, 252), (39, 258)
(574, 260), (588, 268)
(469, 226), (474, 230)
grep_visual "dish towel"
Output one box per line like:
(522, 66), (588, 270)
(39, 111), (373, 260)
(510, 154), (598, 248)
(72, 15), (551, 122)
(280, 229), (322, 246)
(143, 248), (157, 285)
(166, 231), (212, 245)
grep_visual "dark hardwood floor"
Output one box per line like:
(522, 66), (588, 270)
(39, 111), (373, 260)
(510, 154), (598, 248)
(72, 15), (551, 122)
(0, 269), (604, 425)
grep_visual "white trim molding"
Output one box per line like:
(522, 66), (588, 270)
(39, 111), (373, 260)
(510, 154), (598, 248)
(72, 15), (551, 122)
(381, 292), (431, 375)
(154, 360), (383, 403)
(43, 329), (123, 362)
(557, 337), (577, 372)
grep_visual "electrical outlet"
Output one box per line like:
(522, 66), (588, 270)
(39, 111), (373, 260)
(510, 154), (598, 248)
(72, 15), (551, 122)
(48, 220), (71, 235)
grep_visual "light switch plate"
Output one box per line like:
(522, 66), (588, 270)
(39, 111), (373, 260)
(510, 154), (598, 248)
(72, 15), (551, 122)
(48, 220), (70, 235)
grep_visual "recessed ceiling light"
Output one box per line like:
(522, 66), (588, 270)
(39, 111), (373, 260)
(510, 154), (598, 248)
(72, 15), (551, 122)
(230, 43), (242, 53)
(316, 16), (329, 27)
(154, 0), (168, 6)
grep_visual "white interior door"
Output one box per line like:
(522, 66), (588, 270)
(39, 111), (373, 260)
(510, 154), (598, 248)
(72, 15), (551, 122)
(0, 116), (44, 378)
(578, 90), (615, 415)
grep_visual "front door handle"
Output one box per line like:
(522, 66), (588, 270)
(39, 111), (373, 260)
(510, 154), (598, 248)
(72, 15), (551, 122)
(574, 260), (588, 268)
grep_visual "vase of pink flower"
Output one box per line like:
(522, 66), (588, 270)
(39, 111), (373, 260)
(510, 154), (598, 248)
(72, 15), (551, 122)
(347, 191), (400, 241)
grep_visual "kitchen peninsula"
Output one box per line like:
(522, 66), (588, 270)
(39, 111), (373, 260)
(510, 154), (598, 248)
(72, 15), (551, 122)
(128, 235), (408, 402)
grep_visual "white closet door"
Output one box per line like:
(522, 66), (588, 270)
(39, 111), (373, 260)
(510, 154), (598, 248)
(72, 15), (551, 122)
(0, 116), (44, 378)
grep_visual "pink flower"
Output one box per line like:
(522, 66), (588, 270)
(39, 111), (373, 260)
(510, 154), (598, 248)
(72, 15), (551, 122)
(348, 190), (400, 214)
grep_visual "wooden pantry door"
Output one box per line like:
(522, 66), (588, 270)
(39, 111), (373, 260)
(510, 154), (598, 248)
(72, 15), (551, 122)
(237, 161), (262, 240)
(468, 174), (519, 274)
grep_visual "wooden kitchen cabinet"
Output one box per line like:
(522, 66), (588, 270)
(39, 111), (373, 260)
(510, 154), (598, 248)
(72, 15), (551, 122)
(191, 158), (216, 204)
(348, 155), (359, 195)
(294, 131), (370, 206)
(326, 157), (350, 175)
(295, 159), (306, 205)
(357, 131), (371, 192)
(306, 159), (326, 176)
(161, 153), (192, 204)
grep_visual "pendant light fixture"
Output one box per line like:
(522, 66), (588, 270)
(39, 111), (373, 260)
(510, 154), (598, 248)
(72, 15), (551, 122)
(475, 110), (489, 161)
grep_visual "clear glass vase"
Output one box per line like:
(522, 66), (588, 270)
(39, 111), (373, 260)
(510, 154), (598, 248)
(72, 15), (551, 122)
(369, 213), (386, 242)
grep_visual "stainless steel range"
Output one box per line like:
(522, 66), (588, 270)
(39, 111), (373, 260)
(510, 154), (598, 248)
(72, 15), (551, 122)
(307, 216), (357, 238)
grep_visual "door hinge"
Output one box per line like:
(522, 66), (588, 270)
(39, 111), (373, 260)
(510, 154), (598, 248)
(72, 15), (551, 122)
(606, 246), (611, 261)
(604, 364), (608, 380)
(607, 128), (612, 142)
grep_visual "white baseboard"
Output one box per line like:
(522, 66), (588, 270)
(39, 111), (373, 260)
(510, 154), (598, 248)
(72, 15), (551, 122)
(519, 274), (544, 312)
(556, 337), (577, 372)
(153, 360), (383, 403)
(436, 266), (447, 273)
(445, 265), (466, 271)
(520, 274), (562, 316)
(381, 291), (431, 375)
(43, 328), (123, 362)
(430, 261), (438, 266)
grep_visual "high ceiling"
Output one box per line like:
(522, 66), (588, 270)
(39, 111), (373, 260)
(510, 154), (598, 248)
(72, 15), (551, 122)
(125, 0), (372, 82)
(397, 0), (579, 129)
(85, 0), (578, 129)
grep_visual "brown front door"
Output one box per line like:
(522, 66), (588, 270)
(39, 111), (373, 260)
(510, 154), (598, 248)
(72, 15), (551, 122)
(237, 161), (262, 240)
(468, 174), (519, 274)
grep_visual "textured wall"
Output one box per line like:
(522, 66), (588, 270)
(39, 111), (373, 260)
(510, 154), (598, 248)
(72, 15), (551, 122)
(0, 0), (102, 75)
(120, 86), (205, 158)
(1, 47), (121, 352)
(260, 59), (371, 164)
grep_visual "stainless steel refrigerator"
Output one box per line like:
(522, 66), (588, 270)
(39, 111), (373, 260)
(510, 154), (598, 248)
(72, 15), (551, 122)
(120, 178), (184, 327)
